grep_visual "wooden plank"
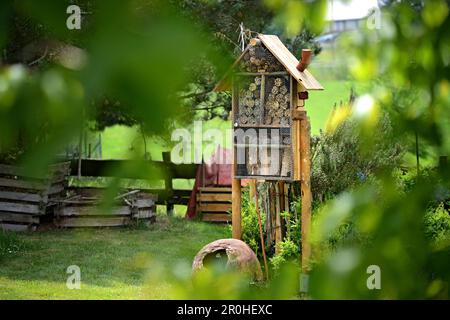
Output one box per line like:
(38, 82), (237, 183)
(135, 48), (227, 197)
(0, 201), (41, 214)
(55, 216), (130, 227)
(47, 161), (71, 174)
(0, 191), (46, 203)
(57, 205), (130, 217)
(48, 173), (68, 184)
(198, 187), (232, 193)
(132, 211), (156, 219)
(0, 162), (70, 179)
(0, 178), (47, 190)
(202, 213), (232, 222)
(0, 212), (39, 224)
(235, 71), (289, 76)
(234, 174), (293, 181)
(197, 193), (232, 202)
(0, 164), (25, 176)
(133, 199), (155, 208)
(47, 184), (65, 195)
(58, 199), (98, 205)
(0, 223), (31, 232)
(198, 203), (231, 213)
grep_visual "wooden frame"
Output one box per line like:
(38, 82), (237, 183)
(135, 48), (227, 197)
(232, 72), (296, 181)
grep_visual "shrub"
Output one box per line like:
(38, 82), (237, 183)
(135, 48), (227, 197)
(424, 202), (450, 243)
(311, 108), (404, 203)
(239, 188), (265, 258)
(270, 239), (300, 271)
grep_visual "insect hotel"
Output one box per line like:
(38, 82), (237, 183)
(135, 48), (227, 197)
(215, 34), (323, 273)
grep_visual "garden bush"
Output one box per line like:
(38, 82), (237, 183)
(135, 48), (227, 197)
(424, 202), (450, 244)
(311, 108), (404, 203)
(238, 188), (265, 258)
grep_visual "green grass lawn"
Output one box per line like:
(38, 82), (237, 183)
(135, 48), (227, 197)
(0, 217), (230, 299)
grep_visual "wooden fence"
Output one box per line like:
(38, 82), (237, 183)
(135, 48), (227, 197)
(69, 152), (197, 215)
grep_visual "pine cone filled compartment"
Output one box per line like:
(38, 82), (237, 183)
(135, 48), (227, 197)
(263, 75), (291, 126)
(236, 76), (262, 126)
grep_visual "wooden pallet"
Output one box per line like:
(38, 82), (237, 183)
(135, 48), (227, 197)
(197, 187), (232, 222)
(0, 162), (70, 231)
(55, 189), (156, 228)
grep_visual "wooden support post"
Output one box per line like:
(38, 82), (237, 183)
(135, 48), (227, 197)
(279, 181), (287, 238)
(232, 177), (242, 239)
(255, 182), (269, 280)
(231, 75), (242, 239)
(284, 183), (291, 239)
(77, 129), (83, 178)
(274, 182), (282, 255)
(299, 113), (312, 273)
(269, 183), (276, 244)
(249, 179), (257, 203)
(98, 133), (102, 159)
(162, 152), (174, 216)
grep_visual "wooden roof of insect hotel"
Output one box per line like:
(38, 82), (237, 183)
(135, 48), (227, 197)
(214, 34), (324, 92)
